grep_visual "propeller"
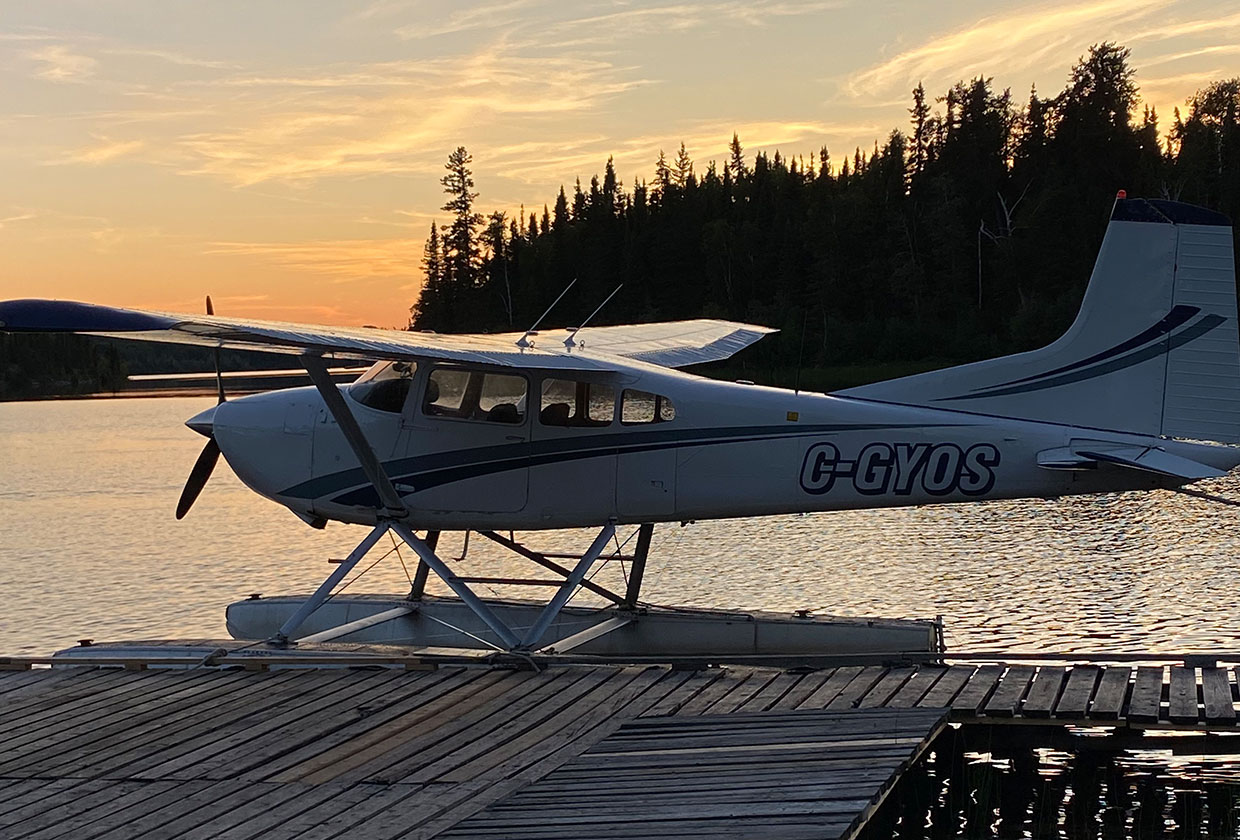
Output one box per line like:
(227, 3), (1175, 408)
(176, 296), (226, 520)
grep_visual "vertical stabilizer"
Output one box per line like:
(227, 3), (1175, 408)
(839, 198), (1240, 443)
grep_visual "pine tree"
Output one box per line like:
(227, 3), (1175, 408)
(440, 146), (483, 292)
(673, 142), (693, 188)
(728, 133), (745, 179)
(653, 150), (672, 196)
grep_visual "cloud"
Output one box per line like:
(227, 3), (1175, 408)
(204, 238), (420, 284)
(843, 0), (1171, 100)
(26, 44), (98, 82)
(0, 213), (36, 228)
(395, 0), (544, 40)
(168, 46), (650, 185)
(56, 138), (146, 165)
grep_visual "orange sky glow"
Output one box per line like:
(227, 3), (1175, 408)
(1, 0), (1237, 327)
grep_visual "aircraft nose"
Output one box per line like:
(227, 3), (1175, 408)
(186, 404), (217, 438)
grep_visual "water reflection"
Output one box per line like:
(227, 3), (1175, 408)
(863, 727), (1240, 839)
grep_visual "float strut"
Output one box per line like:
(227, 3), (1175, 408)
(622, 523), (654, 609)
(270, 521), (391, 647)
(519, 520), (616, 650)
(389, 522), (523, 650)
(407, 531), (439, 600)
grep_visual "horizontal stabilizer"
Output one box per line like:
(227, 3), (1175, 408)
(1037, 443), (1227, 479)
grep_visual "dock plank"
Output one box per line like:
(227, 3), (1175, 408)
(1021, 667), (1066, 718)
(857, 667), (915, 709)
(1128, 666), (1165, 724)
(983, 665), (1035, 718)
(1200, 668), (1235, 724)
(1168, 666), (1200, 724)
(825, 667), (887, 710)
(949, 664), (1003, 714)
(1053, 665), (1100, 720)
(916, 665), (974, 708)
(884, 667), (945, 708)
(1088, 666), (1130, 720)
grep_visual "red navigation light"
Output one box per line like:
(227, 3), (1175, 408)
(1116, 189), (1128, 199)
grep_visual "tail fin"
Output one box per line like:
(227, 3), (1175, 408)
(840, 197), (1240, 443)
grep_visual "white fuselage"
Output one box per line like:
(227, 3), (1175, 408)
(203, 359), (1240, 531)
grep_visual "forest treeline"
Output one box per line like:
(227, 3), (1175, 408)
(412, 44), (1240, 386)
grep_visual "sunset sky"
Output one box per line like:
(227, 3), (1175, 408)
(1, 0), (1238, 328)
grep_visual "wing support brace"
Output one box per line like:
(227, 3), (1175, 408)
(286, 353), (618, 652)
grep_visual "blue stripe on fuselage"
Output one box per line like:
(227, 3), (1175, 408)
(279, 422), (966, 507)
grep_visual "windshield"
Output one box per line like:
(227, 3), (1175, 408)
(349, 361), (416, 413)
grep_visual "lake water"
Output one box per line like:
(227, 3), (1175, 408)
(3, 396), (1240, 656)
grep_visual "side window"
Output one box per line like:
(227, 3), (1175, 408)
(423, 367), (527, 424)
(621, 389), (676, 425)
(477, 373), (527, 424)
(349, 361), (416, 413)
(540, 379), (615, 427)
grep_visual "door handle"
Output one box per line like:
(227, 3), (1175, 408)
(505, 435), (523, 441)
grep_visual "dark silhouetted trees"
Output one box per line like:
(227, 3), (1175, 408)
(411, 45), (1240, 385)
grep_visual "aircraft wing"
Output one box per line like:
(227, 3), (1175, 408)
(0, 301), (774, 371)
(0, 299), (609, 371)
(497, 319), (778, 368)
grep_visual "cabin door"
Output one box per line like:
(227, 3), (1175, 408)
(400, 366), (530, 513)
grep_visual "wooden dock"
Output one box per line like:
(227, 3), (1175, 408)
(3, 654), (1240, 839)
(0, 664), (944, 840)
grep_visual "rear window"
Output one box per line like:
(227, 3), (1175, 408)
(540, 379), (616, 427)
(621, 390), (675, 424)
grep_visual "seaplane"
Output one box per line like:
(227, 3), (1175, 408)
(3, 195), (1239, 661)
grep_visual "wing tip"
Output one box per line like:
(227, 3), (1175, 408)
(0, 299), (177, 333)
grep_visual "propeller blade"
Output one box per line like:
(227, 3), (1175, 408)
(206, 296), (226, 404)
(176, 438), (220, 520)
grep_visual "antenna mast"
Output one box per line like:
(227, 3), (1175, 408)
(516, 278), (575, 349)
(565, 284), (622, 350)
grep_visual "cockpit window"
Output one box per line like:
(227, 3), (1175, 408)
(621, 389), (676, 424)
(540, 379), (615, 427)
(349, 361), (416, 413)
(423, 367), (527, 424)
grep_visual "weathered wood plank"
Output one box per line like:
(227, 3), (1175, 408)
(260, 668), (501, 783)
(638, 669), (727, 717)
(825, 667), (887, 710)
(1087, 666), (1130, 720)
(1168, 666), (1200, 724)
(916, 665), (974, 708)
(1020, 667), (1066, 718)
(703, 670), (784, 715)
(1128, 666), (1165, 724)
(674, 668), (756, 716)
(983, 665), (1035, 718)
(1201, 668), (1236, 724)
(1053, 665), (1100, 720)
(884, 667), (945, 709)
(796, 667), (862, 710)
(856, 667), (916, 709)
(734, 671), (804, 713)
(768, 669), (836, 711)
(949, 664), (1003, 714)
(334, 669), (580, 784)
